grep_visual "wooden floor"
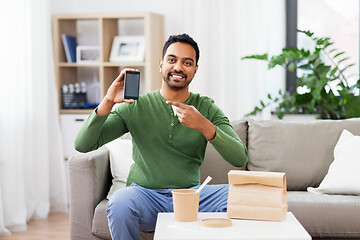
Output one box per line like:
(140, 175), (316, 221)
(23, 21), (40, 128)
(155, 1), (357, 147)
(0, 212), (70, 240)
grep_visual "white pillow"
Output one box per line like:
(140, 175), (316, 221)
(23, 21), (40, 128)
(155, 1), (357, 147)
(105, 137), (134, 199)
(307, 129), (360, 195)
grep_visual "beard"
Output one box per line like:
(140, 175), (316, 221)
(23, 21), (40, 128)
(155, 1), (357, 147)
(163, 71), (191, 89)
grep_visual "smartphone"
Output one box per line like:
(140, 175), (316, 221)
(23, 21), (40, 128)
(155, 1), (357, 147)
(124, 71), (140, 100)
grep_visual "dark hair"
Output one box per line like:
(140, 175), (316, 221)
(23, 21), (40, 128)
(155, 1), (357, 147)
(162, 33), (200, 65)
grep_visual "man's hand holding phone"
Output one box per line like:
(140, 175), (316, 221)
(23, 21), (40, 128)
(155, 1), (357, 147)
(97, 68), (139, 116)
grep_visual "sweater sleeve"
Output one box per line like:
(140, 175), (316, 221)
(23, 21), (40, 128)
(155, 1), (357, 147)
(74, 106), (129, 153)
(208, 107), (248, 167)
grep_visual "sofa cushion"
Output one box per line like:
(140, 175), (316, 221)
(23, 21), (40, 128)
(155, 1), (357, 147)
(308, 129), (360, 195)
(288, 191), (360, 238)
(104, 133), (133, 199)
(92, 200), (111, 239)
(246, 118), (360, 190)
(201, 120), (247, 184)
(230, 119), (248, 147)
(92, 200), (154, 240)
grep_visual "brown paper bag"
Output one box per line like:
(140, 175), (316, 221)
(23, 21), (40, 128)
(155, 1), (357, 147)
(227, 170), (288, 221)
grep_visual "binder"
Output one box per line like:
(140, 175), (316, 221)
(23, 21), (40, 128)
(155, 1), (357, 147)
(62, 34), (77, 62)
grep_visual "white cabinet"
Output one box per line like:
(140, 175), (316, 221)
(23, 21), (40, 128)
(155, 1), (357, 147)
(60, 113), (90, 158)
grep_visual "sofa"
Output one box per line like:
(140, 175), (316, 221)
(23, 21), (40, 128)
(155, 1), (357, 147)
(68, 118), (360, 240)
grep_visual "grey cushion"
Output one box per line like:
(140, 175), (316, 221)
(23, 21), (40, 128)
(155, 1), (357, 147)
(288, 191), (360, 238)
(246, 118), (360, 190)
(201, 120), (247, 184)
(92, 200), (154, 240)
(230, 119), (248, 147)
(92, 200), (111, 239)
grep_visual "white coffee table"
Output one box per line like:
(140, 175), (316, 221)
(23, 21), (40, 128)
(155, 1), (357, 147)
(154, 212), (311, 240)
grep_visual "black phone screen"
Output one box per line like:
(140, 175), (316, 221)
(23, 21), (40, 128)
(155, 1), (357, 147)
(124, 71), (140, 100)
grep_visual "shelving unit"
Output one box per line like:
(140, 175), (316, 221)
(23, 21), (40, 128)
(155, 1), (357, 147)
(52, 12), (164, 114)
(53, 12), (164, 159)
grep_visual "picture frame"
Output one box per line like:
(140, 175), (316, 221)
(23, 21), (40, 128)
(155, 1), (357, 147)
(76, 45), (99, 63)
(109, 36), (145, 62)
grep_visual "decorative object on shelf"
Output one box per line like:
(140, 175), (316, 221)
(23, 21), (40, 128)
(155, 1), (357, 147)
(61, 82), (89, 109)
(109, 36), (145, 62)
(242, 30), (360, 120)
(86, 73), (100, 105)
(76, 45), (99, 63)
(61, 34), (78, 63)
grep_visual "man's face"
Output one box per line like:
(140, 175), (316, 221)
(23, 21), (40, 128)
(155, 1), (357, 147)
(159, 42), (198, 89)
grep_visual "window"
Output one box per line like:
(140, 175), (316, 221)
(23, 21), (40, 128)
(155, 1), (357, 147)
(286, 0), (359, 92)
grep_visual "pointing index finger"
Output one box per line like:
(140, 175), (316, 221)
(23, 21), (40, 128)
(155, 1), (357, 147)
(165, 101), (188, 109)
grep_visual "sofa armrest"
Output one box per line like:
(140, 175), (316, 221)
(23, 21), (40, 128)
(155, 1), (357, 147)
(68, 146), (111, 240)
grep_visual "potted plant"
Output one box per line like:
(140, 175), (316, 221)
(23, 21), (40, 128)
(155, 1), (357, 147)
(243, 30), (360, 119)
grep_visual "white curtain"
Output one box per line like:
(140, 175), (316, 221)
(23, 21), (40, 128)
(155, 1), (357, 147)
(183, 0), (286, 120)
(0, 0), (68, 236)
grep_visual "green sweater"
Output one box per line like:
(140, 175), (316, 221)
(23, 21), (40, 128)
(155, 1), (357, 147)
(75, 90), (247, 189)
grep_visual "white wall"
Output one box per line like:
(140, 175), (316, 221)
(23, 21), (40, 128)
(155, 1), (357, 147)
(50, 0), (185, 40)
(50, 0), (286, 120)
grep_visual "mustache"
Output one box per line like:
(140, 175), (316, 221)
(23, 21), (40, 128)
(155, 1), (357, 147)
(168, 70), (187, 79)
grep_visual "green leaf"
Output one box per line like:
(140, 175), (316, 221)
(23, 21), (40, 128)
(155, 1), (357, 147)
(295, 92), (312, 105)
(338, 57), (350, 64)
(242, 54), (268, 60)
(278, 112), (285, 119)
(298, 29), (314, 38)
(288, 63), (297, 72)
(339, 63), (355, 74)
(317, 37), (333, 49)
(268, 55), (286, 69)
(282, 48), (303, 60)
(323, 40), (334, 49)
(245, 106), (262, 116)
(333, 51), (345, 58)
(316, 38), (324, 45)
(330, 66), (339, 77)
(308, 54), (319, 63)
(310, 99), (316, 108)
(316, 64), (331, 78)
(298, 64), (312, 70)
(260, 100), (265, 107)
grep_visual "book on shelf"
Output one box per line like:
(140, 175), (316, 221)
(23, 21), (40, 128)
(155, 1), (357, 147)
(62, 34), (77, 63)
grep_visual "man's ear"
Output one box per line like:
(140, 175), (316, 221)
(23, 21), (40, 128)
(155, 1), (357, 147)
(194, 65), (199, 74)
(159, 58), (163, 73)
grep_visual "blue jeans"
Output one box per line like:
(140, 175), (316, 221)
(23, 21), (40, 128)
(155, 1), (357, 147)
(107, 183), (229, 240)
